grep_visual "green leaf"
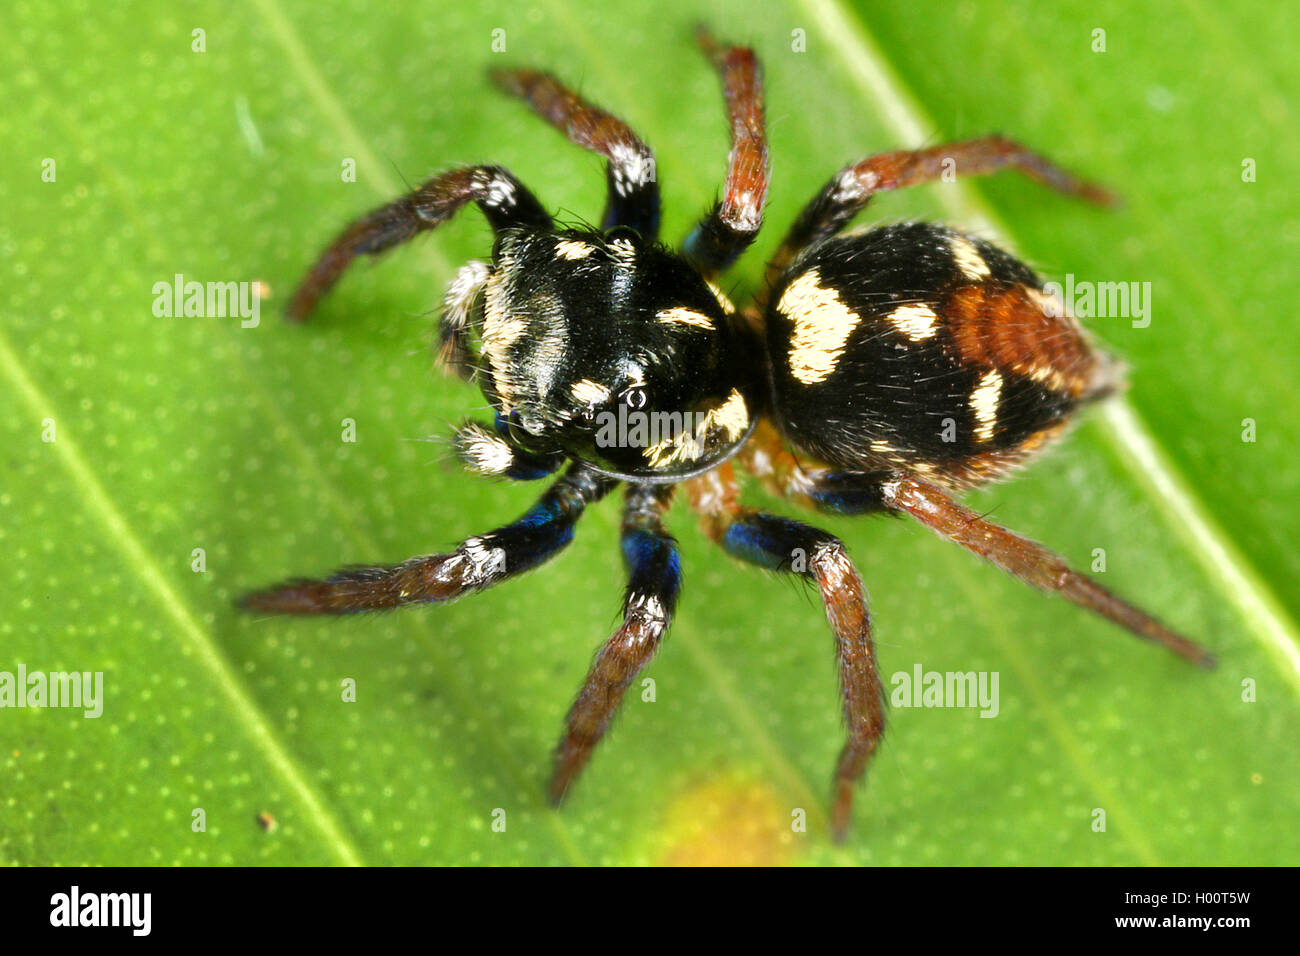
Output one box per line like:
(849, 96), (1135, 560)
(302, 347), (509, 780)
(2, 0), (1296, 865)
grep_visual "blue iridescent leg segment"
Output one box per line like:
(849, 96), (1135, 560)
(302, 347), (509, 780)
(550, 484), (680, 804)
(717, 509), (885, 842)
(241, 464), (614, 613)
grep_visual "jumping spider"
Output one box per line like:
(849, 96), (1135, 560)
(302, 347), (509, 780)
(244, 30), (1215, 842)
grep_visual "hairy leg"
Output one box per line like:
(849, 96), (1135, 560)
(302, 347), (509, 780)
(878, 474), (1216, 668)
(491, 68), (660, 237)
(685, 463), (884, 841)
(550, 484), (681, 804)
(242, 463), (613, 613)
(287, 165), (551, 321)
(777, 465), (1216, 667)
(681, 28), (769, 277)
(764, 135), (1115, 291)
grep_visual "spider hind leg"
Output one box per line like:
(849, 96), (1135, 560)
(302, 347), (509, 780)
(878, 474), (1217, 669)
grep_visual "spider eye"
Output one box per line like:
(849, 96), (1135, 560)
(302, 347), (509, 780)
(620, 386), (649, 410)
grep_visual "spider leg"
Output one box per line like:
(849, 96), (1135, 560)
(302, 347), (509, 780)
(286, 166), (551, 321)
(726, 513), (883, 842)
(764, 135), (1116, 291)
(550, 484), (680, 805)
(681, 28), (769, 278)
(241, 463), (613, 613)
(685, 463), (883, 842)
(435, 259), (490, 381)
(797, 470), (1215, 668)
(490, 68), (659, 237)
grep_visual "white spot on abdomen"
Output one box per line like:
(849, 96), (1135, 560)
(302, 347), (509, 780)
(949, 235), (992, 281)
(971, 369), (1004, 443)
(886, 303), (939, 342)
(779, 269), (861, 385)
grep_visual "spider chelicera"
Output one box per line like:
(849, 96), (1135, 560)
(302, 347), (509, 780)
(244, 29), (1215, 841)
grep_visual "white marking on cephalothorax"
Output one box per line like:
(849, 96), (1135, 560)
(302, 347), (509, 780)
(608, 237), (637, 266)
(886, 302), (939, 342)
(656, 306), (714, 329)
(481, 272), (526, 353)
(441, 260), (490, 331)
(779, 269), (861, 385)
(949, 235), (991, 281)
(619, 359), (647, 390)
(480, 267), (527, 408)
(643, 389), (748, 467)
(555, 239), (595, 260)
(570, 378), (611, 405)
(971, 369), (1004, 444)
(711, 389), (749, 440)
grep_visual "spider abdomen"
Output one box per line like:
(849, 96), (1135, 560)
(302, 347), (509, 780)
(764, 222), (1119, 487)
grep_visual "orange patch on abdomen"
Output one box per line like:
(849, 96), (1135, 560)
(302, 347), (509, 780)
(944, 282), (1102, 398)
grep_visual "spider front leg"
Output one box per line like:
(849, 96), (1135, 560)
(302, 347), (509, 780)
(681, 28), (770, 278)
(490, 68), (659, 237)
(241, 463), (613, 613)
(550, 484), (681, 805)
(764, 135), (1116, 289)
(286, 165), (551, 321)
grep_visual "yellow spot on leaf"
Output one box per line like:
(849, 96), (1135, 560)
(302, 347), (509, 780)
(650, 771), (797, 867)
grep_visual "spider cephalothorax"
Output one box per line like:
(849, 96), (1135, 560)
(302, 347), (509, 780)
(246, 29), (1213, 842)
(448, 225), (764, 481)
